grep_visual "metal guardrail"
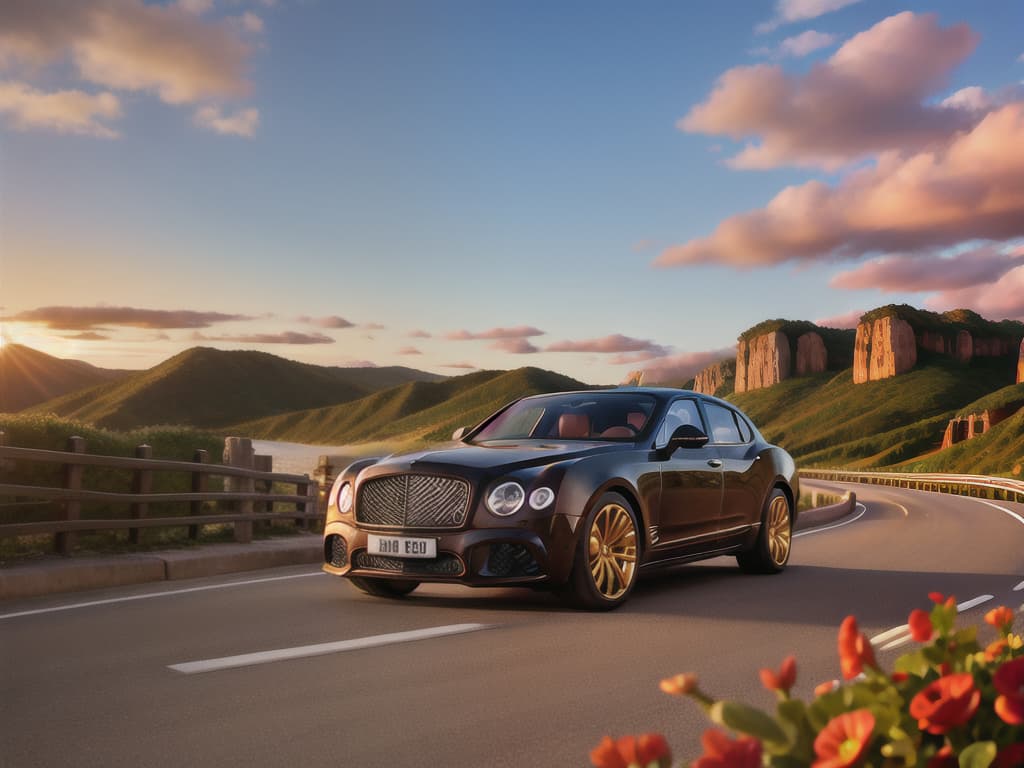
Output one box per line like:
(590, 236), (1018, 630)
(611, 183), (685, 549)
(800, 469), (1024, 505)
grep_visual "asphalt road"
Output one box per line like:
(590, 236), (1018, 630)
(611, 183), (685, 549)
(3, 483), (1023, 768)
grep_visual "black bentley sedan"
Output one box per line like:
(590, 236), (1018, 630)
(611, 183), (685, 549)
(322, 388), (798, 609)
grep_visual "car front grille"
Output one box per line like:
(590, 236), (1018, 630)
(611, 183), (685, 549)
(353, 551), (465, 576)
(356, 474), (471, 529)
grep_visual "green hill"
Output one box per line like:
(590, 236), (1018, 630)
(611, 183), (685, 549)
(895, 405), (1024, 477)
(728, 354), (1017, 470)
(28, 347), (443, 430)
(0, 344), (130, 412)
(232, 366), (588, 446)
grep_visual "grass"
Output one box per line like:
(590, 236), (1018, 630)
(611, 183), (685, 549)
(25, 346), (441, 430)
(232, 366), (589, 447)
(728, 354), (1017, 470)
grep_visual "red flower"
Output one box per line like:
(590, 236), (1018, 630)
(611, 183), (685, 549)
(693, 730), (762, 768)
(590, 734), (671, 768)
(985, 606), (1015, 633)
(908, 609), (933, 642)
(891, 672), (909, 683)
(909, 673), (981, 734)
(760, 655), (797, 693)
(994, 657), (1024, 725)
(926, 745), (957, 768)
(815, 680), (838, 696)
(812, 709), (875, 768)
(659, 673), (698, 696)
(928, 591), (945, 603)
(838, 616), (878, 680)
(986, 638), (1009, 662)
(993, 743), (1024, 768)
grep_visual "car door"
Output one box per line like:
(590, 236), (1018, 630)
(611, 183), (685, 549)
(701, 401), (764, 531)
(653, 398), (724, 549)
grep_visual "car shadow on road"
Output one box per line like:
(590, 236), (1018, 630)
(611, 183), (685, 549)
(621, 561), (1022, 626)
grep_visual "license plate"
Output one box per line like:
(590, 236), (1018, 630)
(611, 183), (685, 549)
(367, 534), (437, 559)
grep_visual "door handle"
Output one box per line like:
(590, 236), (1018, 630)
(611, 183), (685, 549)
(707, 459), (723, 468)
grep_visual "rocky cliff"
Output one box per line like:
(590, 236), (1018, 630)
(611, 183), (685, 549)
(1019, 340), (1024, 384)
(853, 306), (1024, 384)
(853, 316), (917, 384)
(693, 358), (735, 396)
(941, 400), (1024, 449)
(730, 320), (852, 394)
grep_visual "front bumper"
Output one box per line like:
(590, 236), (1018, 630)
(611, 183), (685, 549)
(322, 515), (581, 587)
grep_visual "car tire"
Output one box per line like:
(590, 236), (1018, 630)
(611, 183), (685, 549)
(737, 488), (791, 574)
(348, 576), (420, 598)
(563, 492), (640, 611)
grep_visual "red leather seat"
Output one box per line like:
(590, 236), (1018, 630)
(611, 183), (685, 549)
(599, 426), (634, 438)
(558, 413), (591, 439)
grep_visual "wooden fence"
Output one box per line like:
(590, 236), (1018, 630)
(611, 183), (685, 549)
(0, 436), (319, 555)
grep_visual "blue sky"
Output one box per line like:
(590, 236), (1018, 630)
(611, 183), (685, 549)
(2, 0), (1023, 383)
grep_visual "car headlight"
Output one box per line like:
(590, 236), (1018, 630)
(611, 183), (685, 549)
(529, 487), (555, 510)
(486, 481), (525, 517)
(336, 481), (353, 514)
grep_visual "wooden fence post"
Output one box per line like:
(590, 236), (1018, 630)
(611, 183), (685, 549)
(254, 454), (273, 530)
(224, 437), (254, 543)
(189, 449), (209, 540)
(296, 478), (309, 530)
(129, 444), (152, 544)
(57, 436), (86, 556)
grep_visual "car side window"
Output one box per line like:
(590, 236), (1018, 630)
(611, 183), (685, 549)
(704, 402), (746, 444)
(657, 399), (705, 445)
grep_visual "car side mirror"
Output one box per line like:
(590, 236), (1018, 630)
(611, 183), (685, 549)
(660, 424), (709, 458)
(451, 426), (469, 441)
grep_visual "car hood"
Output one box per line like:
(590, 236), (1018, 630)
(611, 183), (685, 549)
(365, 441), (623, 475)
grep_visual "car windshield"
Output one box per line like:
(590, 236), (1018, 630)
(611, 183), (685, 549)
(470, 392), (658, 442)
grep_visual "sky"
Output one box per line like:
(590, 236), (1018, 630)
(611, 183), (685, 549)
(1, 0), (1023, 384)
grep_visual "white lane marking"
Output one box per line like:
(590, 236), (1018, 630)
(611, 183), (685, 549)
(1015, 581), (1024, 592)
(968, 498), (1024, 527)
(0, 572), (324, 621)
(793, 503), (867, 538)
(168, 623), (494, 674)
(872, 595), (995, 651)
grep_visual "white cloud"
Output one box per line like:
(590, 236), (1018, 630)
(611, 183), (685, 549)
(0, 80), (121, 137)
(194, 104), (258, 136)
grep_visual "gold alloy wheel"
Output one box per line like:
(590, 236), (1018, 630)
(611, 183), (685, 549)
(588, 503), (638, 600)
(767, 494), (791, 565)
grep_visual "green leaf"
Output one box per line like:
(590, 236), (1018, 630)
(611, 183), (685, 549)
(709, 701), (788, 745)
(958, 741), (996, 768)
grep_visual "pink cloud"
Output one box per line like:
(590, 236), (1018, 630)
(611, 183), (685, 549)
(63, 331), (111, 341)
(192, 331), (334, 345)
(489, 338), (539, 354)
(0, 0), (252, 104)
(658, 102), (1024, 268)
(441, 362), (477, 370)
(925, 265), (1024, 321)
(814, 310), (864, 329)
(398, 346), (421, 355)
(831, 246), (1024, 293)
(683, 13), (978, 170)
(757, 0), (862, 33)
(0, 81), (121, 137)
(640, 348), (737, 384)
(546, 334), (669, 356)
(408, 329), (432, 338)
(298, 315), (354, 329)
(775, 30), (837, 58)
(4, 305), (252, 330)
(445, 326), (545, 341)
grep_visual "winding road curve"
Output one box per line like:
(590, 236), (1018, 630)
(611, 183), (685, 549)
(3, 482), (1023, 768)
